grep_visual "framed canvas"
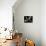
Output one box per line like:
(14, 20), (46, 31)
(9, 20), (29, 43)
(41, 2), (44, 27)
(24, 16), (33, 23)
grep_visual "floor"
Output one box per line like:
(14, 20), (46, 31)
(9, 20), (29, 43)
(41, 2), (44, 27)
(0, 39), (24, 46)
(0, 39), (16, 46)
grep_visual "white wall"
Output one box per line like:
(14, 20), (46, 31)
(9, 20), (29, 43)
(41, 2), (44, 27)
(13, 0), (41, 46)
(41, 0), (46, 46)
(0, 0), (16, 30)
(13, 0), (46, 46)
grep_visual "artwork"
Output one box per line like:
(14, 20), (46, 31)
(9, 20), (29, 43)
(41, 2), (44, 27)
(24, 16), (33, 23)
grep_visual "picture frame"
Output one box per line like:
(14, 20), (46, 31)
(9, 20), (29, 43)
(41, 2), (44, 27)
(24, 16), (33, 23)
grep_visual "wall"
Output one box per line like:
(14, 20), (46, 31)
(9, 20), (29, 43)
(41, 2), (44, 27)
(0, 0), (16, 30)
(13, 0), (41, 46)
(41, 0), (46, 46)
